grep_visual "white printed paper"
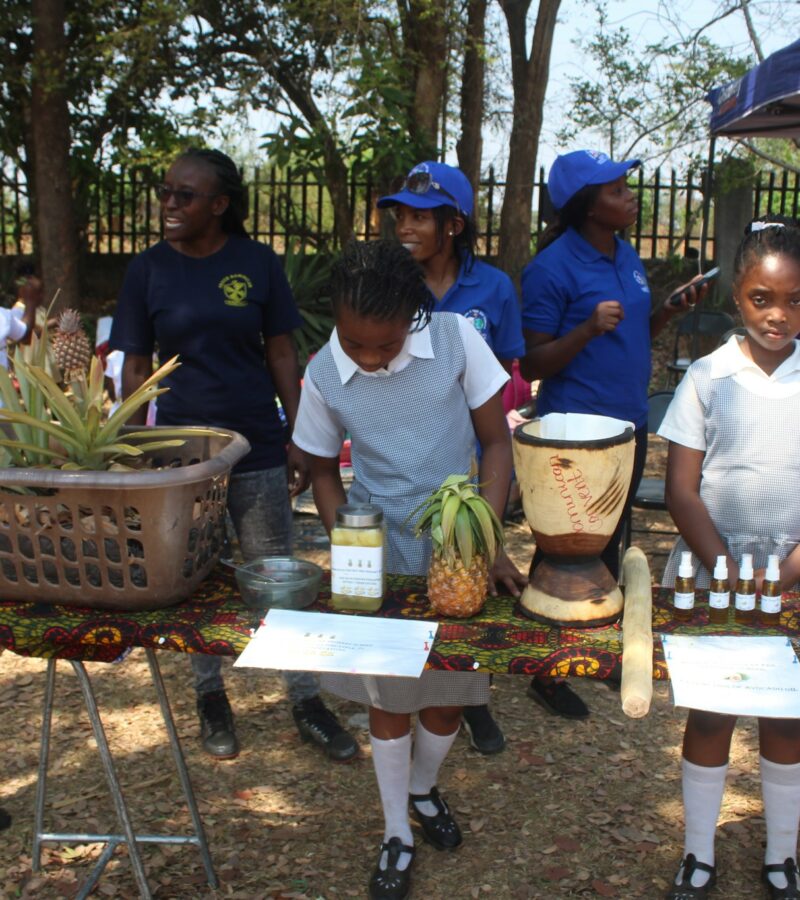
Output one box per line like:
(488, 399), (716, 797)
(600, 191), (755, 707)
(662, 635), (800, 718)
(234, 609), (437, 677)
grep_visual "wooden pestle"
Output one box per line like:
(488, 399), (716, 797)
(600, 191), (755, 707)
(620, 546), (654, 718)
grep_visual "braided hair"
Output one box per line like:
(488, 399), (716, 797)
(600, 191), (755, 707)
(331, 240), (434, 332)
(176, 147), (248, 236)
(734, 214), (800, 290)
(431, 206), (477, 271)
(536, 182), (603, 254)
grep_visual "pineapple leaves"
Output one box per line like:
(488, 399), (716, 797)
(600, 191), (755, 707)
(440, 493), (460, 547)
(410, 473), (504, 567)
(0, 344), (203, 471)
(454, 505), (474, 569)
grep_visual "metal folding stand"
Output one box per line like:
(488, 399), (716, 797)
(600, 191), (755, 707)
(31, 648), (218, 900)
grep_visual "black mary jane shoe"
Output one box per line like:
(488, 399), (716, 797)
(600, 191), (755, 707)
(368, 837), (415, 900)
(409, 786), (463, 851)
(665, 854), (717, 899)
(763, 858), (800, 899)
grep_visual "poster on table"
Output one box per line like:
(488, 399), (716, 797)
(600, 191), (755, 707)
(662, 635), (800, 718)
(234, 609), (437, 677)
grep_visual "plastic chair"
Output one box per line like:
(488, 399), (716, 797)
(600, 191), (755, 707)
(665, 310), (736, 386)
(620, 391), (676, 555)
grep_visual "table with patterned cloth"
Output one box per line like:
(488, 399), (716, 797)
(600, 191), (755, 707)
(0, 569), (796, 677)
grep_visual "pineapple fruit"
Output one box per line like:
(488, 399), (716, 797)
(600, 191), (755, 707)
(52, 309), (93, 381)
(412, 474), (505, 618)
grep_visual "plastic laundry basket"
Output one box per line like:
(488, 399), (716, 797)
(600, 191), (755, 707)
(0, 428), (250, 609)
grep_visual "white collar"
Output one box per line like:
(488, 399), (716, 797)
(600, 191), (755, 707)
(711, 334), (800, 380)
(329, 321), (434, 384)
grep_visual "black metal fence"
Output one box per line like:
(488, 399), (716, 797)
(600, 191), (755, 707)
(2, 160), (799, 260)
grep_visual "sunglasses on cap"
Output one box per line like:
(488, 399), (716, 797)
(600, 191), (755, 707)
(155, 184), (220, 208)
(402, 171), (462, 213)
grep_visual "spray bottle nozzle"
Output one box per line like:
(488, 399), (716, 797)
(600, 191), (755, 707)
(678, 551), (694, 579)
(765, 554), (780, 583)
(739, 553), (754, 579)
(712, 555), (728, 580)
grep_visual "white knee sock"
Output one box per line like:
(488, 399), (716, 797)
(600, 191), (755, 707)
(370, 733), (413, 871)
(680, 758), (728, 888)
(409, 721), (459, 817)
(761, 756), (800, 890)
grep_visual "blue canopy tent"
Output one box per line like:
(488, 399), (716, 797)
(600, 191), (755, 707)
(707, 38), (800, 138)
(676, 43), (800, 357)
(697, 40), (800, 270)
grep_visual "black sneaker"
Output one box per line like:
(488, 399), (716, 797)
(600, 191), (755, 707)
(461, 705), (505, 755)
(528, 677), (589, 719)
(292, 697), (358, 761)
(197, 689), (240, 759)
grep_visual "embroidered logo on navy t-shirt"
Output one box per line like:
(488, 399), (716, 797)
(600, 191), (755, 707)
(219, 273), (253, 307)
(632, 269), (650, 293)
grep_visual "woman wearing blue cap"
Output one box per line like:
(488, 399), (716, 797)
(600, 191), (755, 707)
(378, 163), (527, 756)
(377, 162), (526, 375)
(520, 151), (705, 673)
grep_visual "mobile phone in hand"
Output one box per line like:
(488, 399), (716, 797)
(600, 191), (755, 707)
(669, 267), (720, 306)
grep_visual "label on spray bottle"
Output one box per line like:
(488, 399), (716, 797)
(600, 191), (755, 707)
(709, 589), (729, 609)
(761, 593), (781, 615)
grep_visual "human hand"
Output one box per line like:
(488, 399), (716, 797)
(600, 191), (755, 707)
(754, 567), (766, 594)
(586, 301), (624, 337)
(17, 275), (43, 306)
(489, 549), (527, 598)
(665, 274), (712, 312)
(286, 442), (310, 497)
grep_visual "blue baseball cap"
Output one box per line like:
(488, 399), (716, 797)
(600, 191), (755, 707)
(548, 150), (641, 211)
(377, 161), (474, 217)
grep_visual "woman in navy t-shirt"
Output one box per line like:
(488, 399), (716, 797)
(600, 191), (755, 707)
(110, 148), (356, 763)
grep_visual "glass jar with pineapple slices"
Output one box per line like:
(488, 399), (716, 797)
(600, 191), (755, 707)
(330, 503), (386, 611)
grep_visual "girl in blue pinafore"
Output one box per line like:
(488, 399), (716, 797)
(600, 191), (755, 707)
(293, 240), (520, 900)
(659, 219), (800, 900)
(377, 161), (528, 751)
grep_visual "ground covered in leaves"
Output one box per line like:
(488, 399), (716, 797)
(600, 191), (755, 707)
(0, 497), (767, 900)
(0, 648), (766, 900)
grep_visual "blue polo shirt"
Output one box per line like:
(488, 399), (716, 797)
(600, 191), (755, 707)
(521, 227), (651, 427)
(435, 259), (525, 360)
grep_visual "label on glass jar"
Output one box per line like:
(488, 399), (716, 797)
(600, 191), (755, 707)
(709, 590), (729, 610)
(760, 594), (781, 615)
(735, 592), (756, 611)
(331, 545), (383, 598)
(674, 591), (694, 610)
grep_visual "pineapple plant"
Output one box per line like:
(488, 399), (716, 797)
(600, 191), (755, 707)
(0, 305), (222, 472)
(412, 474), (505, 618)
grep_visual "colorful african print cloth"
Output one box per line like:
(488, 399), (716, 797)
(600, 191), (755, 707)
(0, 569), (796, 677)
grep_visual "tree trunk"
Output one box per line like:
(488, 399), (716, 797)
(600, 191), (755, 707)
(497, 0), (561, 285)
(457, 0), (487, 215)
(399, 0), (450, 157)
(30, 0), (80, 310)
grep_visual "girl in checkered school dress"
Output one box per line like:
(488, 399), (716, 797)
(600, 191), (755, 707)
(293, 240), (523, 900)
(659, 218), (800, 900)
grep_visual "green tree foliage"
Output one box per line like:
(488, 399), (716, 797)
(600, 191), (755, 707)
(191, 0), (457, 247)
(1, 1), (212, 242)
(557, 1), (751, 167)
